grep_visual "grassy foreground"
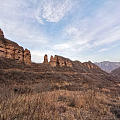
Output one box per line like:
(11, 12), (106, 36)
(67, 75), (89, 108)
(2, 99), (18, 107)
(0, 89), (120, 120)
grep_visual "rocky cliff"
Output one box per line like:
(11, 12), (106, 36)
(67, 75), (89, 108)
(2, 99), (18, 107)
(43, 54), (48, 64)
(83, 61), (100, 70)
(0, 29), (31, 64)
(44, 55), (73, 67)
(43, 55), (101, 72)
(0, 28), (4, 39)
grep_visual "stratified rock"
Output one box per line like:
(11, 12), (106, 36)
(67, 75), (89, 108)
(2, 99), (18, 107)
(0, 28), (31, 64)
(49, 55), (57, 67)
(43, 54), (48, 64)
(66, 60), (73, 67)
(24, 49), (31, 64)
(14, 48), (24, 62)
(49, 55), (73, 67)
(83, 61), (99, 69)
(57, 56), (65, 67)
(0, 40), (6, 57)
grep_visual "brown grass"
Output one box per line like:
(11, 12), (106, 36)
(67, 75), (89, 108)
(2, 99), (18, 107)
(0, 89), (119, 120)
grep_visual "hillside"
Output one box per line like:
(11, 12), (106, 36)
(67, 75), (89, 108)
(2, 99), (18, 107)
(0, 29), (120, 120)
(95, 61), (120, 73)
(111, 67), (120, 77)
(0, 57), (120, 120)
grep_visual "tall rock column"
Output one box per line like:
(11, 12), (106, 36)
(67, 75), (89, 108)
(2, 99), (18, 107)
(0, 29), (4, 39)
(24, 49), (31, 64)
(49, 55), (57, 67)
(43, 54), (48, 64)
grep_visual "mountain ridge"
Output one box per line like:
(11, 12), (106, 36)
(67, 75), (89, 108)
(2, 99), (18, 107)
(95, 61), (120, 73)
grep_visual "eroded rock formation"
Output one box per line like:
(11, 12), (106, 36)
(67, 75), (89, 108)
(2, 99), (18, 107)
(83, 61), (99, 69)
(49, 55), (57, 67)
(0, 29), (4, 39)
(24, 49), (31, 64)
(49, 55), (73, 67)
(0, 29), (31, 64)
(43, 54), (48, 64)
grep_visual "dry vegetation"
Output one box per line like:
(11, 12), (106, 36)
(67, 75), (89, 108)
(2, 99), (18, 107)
(0, 89), (120, 120)
(0, 58), (120, 120)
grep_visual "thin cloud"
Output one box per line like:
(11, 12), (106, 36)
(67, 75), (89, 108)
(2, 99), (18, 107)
(0, 0), (49, 48)
(35, 0), (73, 24)
(54, 0), (120, 52)
(0, 0), (120, 62)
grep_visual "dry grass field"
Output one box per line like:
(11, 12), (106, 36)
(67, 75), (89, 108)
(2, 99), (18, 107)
(0, 89), (120, 120)
(0, 58), (120, 120)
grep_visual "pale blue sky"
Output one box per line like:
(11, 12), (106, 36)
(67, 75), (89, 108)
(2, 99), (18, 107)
(0, 0), (120, 63)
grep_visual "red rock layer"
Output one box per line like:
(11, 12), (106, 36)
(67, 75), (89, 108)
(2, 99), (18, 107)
(0, 29), (31, 64)
(49, 55), (72, 67)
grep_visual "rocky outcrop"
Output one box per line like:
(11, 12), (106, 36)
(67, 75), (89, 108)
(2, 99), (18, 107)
(83, 61), (100, 70)
(43, 54), (48, 64)
(49, 55), (58, 67)
(0, 29), (31, 64)
(49, 55), (72, 67)
(24, 49), (31, 64)
(0, 29), (4, 39)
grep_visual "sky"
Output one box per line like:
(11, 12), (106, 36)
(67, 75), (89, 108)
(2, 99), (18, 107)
(0, 0), (120, 63)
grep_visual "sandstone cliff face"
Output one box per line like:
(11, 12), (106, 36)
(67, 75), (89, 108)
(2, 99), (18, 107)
(0, 29), (31, 64)
(49, 55), (72, 67)
(49, 55), (56, 67)
(24, 49), (31, 64)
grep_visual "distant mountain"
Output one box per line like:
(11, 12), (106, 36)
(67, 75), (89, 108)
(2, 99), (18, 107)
(95, 61), (120, 73)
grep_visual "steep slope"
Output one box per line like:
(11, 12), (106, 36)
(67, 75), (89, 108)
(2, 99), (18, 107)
(111, 67), (120, 77)
(95, 61), (120, 73)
